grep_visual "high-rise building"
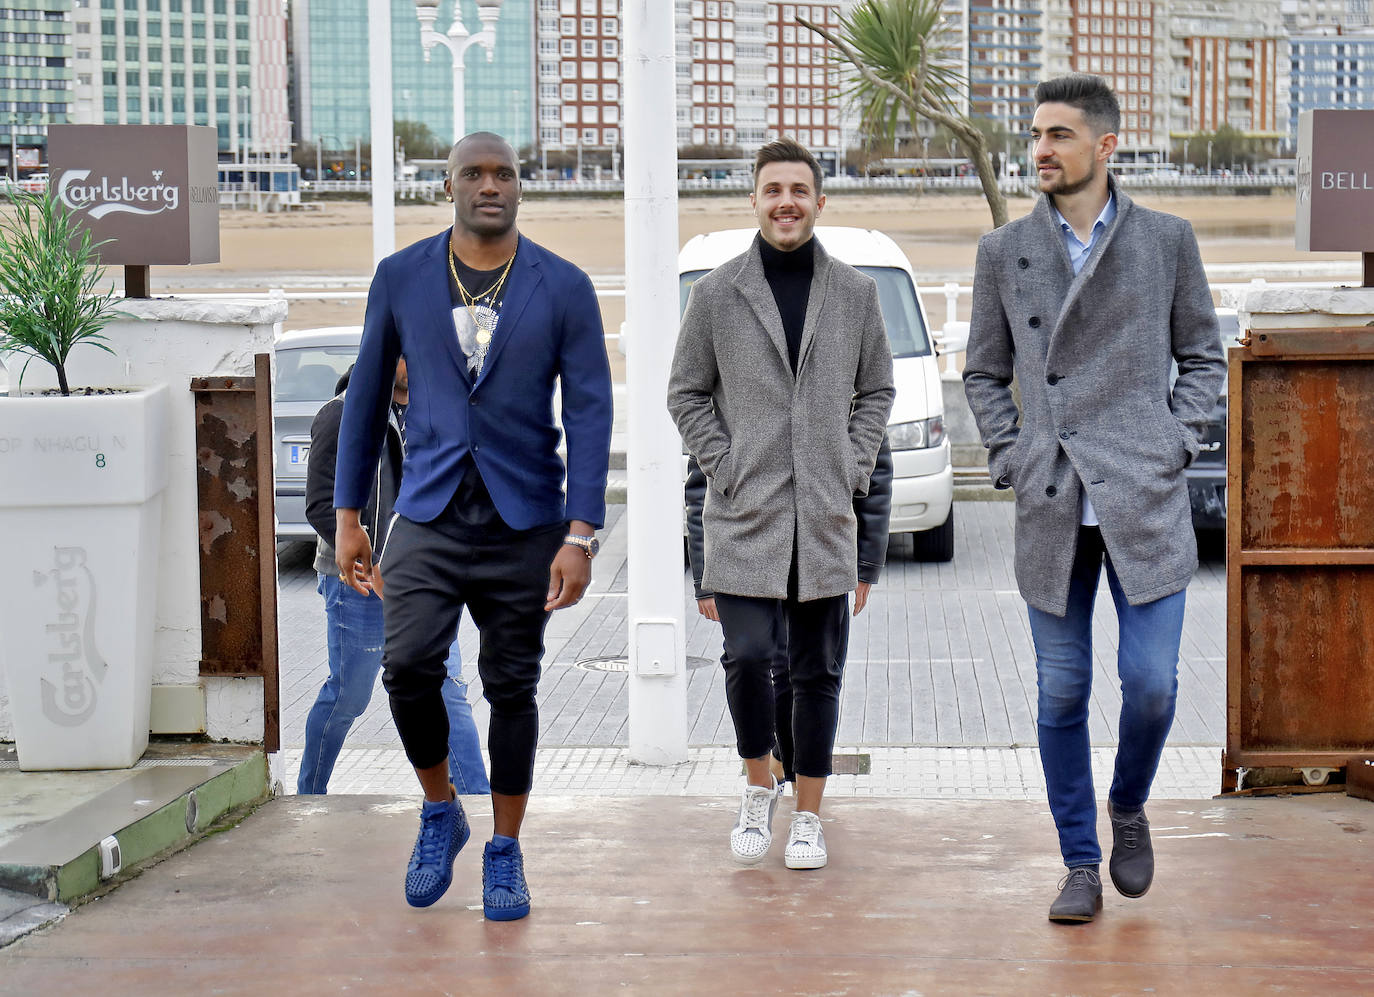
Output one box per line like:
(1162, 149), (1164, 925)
(763, 1), (842, 152)
(1166, 0), (1287, 139)
(1281, 0), (1371, 31)
(69, 0), (289, 159)
(1288, 27), (1374, 144)
(0, 0), (71, 175)
(293, 0), (532, 162)
(534, 0), (621, 160)
(966, 0), (1044, 135)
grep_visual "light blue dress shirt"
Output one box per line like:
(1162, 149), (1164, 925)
(1052, 193), (1116, 527)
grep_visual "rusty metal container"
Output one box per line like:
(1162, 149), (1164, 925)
(1224, 328), (1374, 789)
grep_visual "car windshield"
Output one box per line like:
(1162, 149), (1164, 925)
(275, 346), (358, 402)
(679, 265), (931, 359)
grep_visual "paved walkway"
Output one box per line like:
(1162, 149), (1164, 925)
(4, 793), (1371, 995)
(276, 502), (1228, 798)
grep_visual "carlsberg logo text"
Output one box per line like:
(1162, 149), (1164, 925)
(58, 168), (180, 219)
(38, 546), (109, 727)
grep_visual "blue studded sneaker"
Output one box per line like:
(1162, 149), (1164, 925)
(483, 838), (532, 921)
(404, 795), (470, 908)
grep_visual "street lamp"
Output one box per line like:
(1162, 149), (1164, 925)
(1207, 139), (1213, 175)
(415, 0), (504, 145)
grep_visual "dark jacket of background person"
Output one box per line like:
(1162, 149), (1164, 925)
(306, 367), (404, 577)
(685, 436), (895, 601)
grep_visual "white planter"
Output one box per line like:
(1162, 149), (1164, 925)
(0, 384), (168, 769)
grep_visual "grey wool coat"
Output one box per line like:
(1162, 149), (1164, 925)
(962, 175), (1226, 617)
(667, 235), (895, 602)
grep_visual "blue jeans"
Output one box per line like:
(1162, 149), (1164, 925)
(1027, 528), (1185, 869)
(297, 573), (491, 795)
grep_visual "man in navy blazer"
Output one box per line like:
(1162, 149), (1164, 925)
(334, 132), (612, 920)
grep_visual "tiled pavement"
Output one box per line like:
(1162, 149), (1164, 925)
(275, 502), (1228, 798)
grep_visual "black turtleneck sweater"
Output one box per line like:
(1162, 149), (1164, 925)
(758, 234), (814, 373)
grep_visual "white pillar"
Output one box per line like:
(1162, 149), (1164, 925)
(622, 0), (687, 765)
(368, 0), (395, 268)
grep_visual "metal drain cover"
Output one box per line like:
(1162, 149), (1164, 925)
(574, 655), (715, 672)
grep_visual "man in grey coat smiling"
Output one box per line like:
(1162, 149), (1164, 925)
(963, 75), (1225, 924)
(668, 137), (893, 872)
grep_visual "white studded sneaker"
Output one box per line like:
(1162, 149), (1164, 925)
(729, 779), (781, 865)
(784, 811), (827, 870)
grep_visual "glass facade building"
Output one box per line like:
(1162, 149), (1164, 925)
(0, 0), (72, 174)
(293, 0), (533, 158)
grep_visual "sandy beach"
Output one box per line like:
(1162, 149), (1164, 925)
(146, 190), (1359, 337)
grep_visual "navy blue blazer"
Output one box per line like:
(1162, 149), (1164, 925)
(335, 230), (613, 530)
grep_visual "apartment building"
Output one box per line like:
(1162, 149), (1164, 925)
(1281, 0), (1371, 30)
(534, 0), (620, 156)
(69, 0), (289, 159)
(966, 0), (1043, 134)
(0, 0), (70, 174)
(1288, 26), (1374, 140)
(1167, 0), (1287, 138)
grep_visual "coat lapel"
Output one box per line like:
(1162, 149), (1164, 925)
(794, 238), (832, 375)
(733, 238), (793, 375)
(474, 234), (540, 387)
(1049, 175), (1132, 348)
(424, 228), (473, 389)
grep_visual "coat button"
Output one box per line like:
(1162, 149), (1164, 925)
(1018, 257), (1029, 269)
(1045, 485), (1057, 497)
(1047, 373), (1060, 385)
(1058, 430), (1069, 440)
(1028, 316), (1041, 328)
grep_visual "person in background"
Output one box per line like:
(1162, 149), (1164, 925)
(299, 358), (489, 797)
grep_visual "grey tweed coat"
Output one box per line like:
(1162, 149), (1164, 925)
(667, 235), (895, 602)
(962, 176), (1226, 616)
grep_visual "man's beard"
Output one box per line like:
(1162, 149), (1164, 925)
(1039, 160), (1098, 196)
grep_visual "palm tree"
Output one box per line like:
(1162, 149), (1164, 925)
(798, 0), (1009, 228)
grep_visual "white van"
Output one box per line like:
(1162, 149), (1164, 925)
(678, 226), (959, 561)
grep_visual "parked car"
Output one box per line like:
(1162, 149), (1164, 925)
(677, 226), (961, 561)
(272, 326), (363, 542)
(1184, 307), (1242, 532)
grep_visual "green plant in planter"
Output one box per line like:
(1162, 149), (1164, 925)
(0, 187), (119, 396)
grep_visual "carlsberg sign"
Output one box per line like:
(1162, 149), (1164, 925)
(47, 124), (220, 265)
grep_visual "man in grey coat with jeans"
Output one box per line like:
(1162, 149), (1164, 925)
(963, 75), (1225, 923)
(669, 137), (894, 872)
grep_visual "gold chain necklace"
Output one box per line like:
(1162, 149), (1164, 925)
(449, 245), (516, 347)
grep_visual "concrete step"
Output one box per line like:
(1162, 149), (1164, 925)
(0, 742), (267, 934)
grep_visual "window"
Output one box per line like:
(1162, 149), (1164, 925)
(581, 127), (597, 144)
(603, 127), (617, 145)
(581, 39), (595, 56)
(582, 105), (598, 123)
(562, 82), (576, 99)
(602, 39), (616, 56)
(603, 82), (617, 100)
(561, 39), (575, 55)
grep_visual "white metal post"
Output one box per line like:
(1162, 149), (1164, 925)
(623, 0), (687, 765)
(368, 0), (395, 268)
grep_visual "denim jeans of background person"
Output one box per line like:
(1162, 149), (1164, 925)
(334, 132), (612, 920)
(297, 572), (490, 795)
(962, 74), (1224, 924)
(299, 359), (490, 797)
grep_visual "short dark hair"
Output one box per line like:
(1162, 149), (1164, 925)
(753, 136), (824, 192)
(1034, 74), (1120, 136)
